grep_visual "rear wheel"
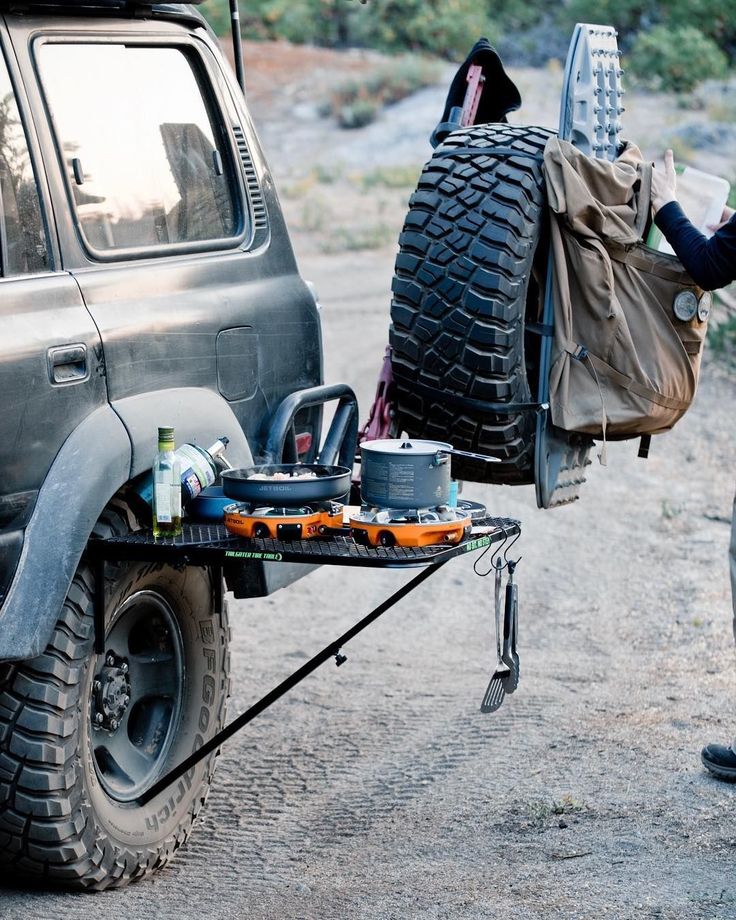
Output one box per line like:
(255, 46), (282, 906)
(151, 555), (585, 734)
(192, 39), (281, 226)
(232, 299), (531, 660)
(0, 507), (229, 889)
(390, 123), (553, 484)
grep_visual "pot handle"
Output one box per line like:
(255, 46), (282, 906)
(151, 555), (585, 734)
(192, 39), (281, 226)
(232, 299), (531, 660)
(441, 447), (502, 464)
(432, 451), (451, 467)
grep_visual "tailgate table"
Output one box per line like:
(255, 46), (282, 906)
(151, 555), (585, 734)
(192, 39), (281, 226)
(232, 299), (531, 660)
(87, 514), (521, 804)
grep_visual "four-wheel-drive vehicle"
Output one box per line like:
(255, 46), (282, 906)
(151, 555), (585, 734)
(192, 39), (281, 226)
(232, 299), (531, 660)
(0, 6), (689, 890)
(0, 0), (358, 888)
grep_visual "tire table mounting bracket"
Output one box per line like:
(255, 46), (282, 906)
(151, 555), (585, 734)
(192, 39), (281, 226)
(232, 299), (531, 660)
(87, 515), (520, 804)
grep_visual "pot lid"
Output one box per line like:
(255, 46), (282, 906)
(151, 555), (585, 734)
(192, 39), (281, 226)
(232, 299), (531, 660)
(360, 438), (453, 455)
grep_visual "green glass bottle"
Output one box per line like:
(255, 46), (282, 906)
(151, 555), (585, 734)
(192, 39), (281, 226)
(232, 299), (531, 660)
(152, 426), (182, 538)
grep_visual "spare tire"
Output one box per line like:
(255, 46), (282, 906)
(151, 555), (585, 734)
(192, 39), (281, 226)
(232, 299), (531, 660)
(389, 123), (554, 484)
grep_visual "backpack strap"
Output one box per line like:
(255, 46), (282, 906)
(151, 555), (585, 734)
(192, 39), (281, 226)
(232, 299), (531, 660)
(638, 434), (652, 459)
(568, 343), (608, 465)
(634, 160), (653, 240)
(584, 352), (690, 411)
(606, 243), (693, 284)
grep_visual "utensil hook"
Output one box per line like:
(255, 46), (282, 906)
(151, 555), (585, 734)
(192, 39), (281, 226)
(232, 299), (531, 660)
(474, 528), (510, 577)
(503, 529), (522, 569)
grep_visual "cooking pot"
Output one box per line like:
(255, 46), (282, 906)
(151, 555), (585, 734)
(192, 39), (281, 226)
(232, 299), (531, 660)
(360, 439), (499, 509)
(222, 464), (351, 505)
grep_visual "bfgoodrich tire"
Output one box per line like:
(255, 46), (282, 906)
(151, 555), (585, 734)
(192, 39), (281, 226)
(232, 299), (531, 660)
(390, 123), (553, 484)
(0, 507), (229, 889)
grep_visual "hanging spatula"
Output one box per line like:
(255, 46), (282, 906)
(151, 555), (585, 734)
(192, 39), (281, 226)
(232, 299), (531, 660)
(480, 565), (509, 713)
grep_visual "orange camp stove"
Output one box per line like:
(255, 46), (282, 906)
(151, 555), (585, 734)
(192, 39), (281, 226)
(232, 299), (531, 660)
(349, 505), (473, 548)
(223, 500), (345, 540)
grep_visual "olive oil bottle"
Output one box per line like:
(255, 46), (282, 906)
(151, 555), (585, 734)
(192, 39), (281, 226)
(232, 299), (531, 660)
(152, 426), (182, 538)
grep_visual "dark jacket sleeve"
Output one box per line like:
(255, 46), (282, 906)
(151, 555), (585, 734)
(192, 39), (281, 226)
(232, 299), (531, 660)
(654, 201), (736, 290)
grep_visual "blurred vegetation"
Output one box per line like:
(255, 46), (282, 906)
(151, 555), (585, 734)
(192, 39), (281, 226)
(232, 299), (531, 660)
(628, 26), (728, 93)
(201, 0), (736, 92)
(708, 299), (736, 372)
(202, 0), (488, 59)
(321, 56), (443, 127)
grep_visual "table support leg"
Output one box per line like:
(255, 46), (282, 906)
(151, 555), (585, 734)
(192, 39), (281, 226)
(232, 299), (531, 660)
(137, 560), (447, 805)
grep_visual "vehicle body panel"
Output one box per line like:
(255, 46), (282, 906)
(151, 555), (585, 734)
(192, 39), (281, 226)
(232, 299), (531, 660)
(0, 5), (325, 650)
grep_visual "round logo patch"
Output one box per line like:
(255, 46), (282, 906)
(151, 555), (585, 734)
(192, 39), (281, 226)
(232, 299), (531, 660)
(672, 290), (698, 322)
(697, 291), (712, 322)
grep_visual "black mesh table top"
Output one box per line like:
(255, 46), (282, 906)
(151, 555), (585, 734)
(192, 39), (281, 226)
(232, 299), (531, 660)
(87, 516), (521, 569)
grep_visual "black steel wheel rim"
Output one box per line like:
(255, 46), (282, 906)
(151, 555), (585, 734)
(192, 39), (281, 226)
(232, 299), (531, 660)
(89, 590), (184, 802)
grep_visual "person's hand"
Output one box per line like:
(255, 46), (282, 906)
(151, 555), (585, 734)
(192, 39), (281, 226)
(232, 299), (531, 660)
(651, 149), (677, 213)
(707, 205), (735, 232)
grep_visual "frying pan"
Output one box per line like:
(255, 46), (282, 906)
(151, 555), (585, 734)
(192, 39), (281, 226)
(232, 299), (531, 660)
(221, 464), (352, 504)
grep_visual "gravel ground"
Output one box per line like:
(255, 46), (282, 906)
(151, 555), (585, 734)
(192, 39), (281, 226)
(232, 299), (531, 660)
(3, 254), (734, 920)
(2, 41), (735, 920)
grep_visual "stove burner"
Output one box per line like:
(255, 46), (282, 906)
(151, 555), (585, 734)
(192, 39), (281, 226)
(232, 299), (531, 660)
(248, 506), (314, 517)
(223, 498), (482, 548)
(349, 504), (472, 548)
(223, 500), (345, 540)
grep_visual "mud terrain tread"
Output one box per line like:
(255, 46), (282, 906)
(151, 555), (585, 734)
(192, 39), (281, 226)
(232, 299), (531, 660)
(390, 123), (553, 484)
(0, 507), (230, 889)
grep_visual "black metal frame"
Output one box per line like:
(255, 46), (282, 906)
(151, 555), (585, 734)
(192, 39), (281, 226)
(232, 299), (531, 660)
(139, 562), (444, 804)
(263, 382), (359, 468)
(87, 515), (519, 804)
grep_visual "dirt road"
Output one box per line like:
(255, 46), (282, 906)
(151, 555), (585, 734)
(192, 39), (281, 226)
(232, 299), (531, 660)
(4, 250), (734, 920)
(2, 44), (735, 920)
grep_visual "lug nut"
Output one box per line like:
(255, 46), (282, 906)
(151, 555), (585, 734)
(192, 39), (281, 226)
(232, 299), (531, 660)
(120, 662), (129, 674)
(95, 713), (104, 724)
(93, 680), (101, 692)
(123, 695), (130, 707)
(109, 718), (118, 731)
(106, 654), (115, 666)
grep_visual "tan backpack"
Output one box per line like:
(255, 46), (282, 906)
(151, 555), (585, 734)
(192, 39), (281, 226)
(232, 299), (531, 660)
(542, 137), (711, 450)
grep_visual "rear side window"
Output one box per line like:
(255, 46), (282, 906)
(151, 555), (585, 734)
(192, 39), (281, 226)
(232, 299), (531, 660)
(0, 54), (47, 274)
(38, 43), (241, 254)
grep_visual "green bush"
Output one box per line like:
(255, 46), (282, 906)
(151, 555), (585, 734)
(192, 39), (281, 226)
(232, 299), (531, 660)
(248, 0), (355, 46)
(200, 0), (232, 36)
(324, 56), (443, 128)
(490, 0), (552, 32)
(199, 0), (736, 82)
(337, 98), (379, 129)
(665, 0), (736, 58)
(560, 0), (736, 67)
(559, 0), (660, 47)
(348, 0), (491, 59)
(707, 309), (736, 371)
(627, 26), (728, 92)
(206, 0), (490, 58)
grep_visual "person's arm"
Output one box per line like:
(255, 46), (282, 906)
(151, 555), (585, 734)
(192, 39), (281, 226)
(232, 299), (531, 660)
(655, 201), (736, 290)
(651, 150), (736, 290)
